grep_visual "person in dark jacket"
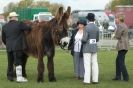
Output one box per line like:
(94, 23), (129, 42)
(68, 19), (87, 79)
(2, 12), (31, 82)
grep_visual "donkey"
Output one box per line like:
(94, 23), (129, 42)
(22, 6), (71, 82)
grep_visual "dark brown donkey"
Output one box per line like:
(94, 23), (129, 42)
(22, 7), (71, 82)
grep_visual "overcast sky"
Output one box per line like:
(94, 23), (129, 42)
(0, 0), (111, 14)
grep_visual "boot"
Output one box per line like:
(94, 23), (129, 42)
(16, 65), (28, 83)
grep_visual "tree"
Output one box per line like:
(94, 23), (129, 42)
(4, 2), (18, 13)
(3, 0), (64, 17)
(111, 0), (121, 11)
(18, 0), (33, 8)
(49, 3), (64, 16)
(106, 0), (133, 11)
(30, 1), (64, 16)
(3, 2), (18, 18)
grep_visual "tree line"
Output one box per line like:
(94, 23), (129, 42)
(3, 0), (64, 17)
(106, 0), (133, 11)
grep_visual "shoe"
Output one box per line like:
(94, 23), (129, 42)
(123, 78), (129, 82)
(83, 82), (90, 85)
(7, 76), (14, 81)
(92, 82), (99, 84)
(78, 76), (84, 80)
(112, 78), (121, 81)
(16, 77), (28, 83)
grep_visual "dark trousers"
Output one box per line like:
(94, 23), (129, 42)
(115, 50), (129, 80)
(7, 51), (27, 78)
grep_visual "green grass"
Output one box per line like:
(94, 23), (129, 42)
(0, 48), (133, 88)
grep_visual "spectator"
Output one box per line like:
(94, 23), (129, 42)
(82, 13), (99, 84)
(113, 13), (129, 81)
(68, 19), (87, 79)
(2, 12), (31, 82)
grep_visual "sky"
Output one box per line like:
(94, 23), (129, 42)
(0, 0), (111, 14)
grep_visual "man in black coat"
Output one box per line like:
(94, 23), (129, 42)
(2, 12), (31, 82)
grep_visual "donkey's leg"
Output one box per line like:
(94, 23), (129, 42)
(47, 52), (56, 82)
(22, 54), (28, 78)
(37, 57), (44, 82)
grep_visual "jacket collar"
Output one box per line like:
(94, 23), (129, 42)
(9, 20), (17, 22)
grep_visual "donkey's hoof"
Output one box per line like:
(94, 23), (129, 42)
(49, 78), (56, 82)
(37, 78), (44, 83)
(37, 80), (44, 83)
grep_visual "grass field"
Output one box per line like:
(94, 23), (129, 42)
(0, 48), (133, 88)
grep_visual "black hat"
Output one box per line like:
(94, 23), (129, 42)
(86, 13), (95, 21)
(77, 19), (87, 26)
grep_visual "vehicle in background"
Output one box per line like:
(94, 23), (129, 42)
(71, 10), (109, 31)
(15, 7), (49, 21)
(107, 14), (116, 32)
(72, 10), (109, 23)
(0, 15), (6, 26)
(0, 15), (5, 22)
(33, 12), (53, 22)
(115, 5), (133, 29)
(95, 20), (103, 32)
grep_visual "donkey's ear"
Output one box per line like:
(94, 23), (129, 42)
(58, 7), (63, 16)
(66, 6), (71, 15)
(56, 7), (63, 17)
(55, 7), (63, 20)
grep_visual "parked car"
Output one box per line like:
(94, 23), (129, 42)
(33, 12), (53, 22)
(71, 10), (109, 24)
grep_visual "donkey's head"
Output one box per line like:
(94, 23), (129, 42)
(58, 6), (72, 49)
(52, 6), (71, 47)
(58, 6), (72, 37)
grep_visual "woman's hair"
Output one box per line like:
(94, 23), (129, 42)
(116, 13), (125, 22)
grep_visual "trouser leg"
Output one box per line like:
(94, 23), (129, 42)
(115, 53), (121, 79)
(83, 53), (91, 83)
(118, 50), (129, 81)
(79, 56), (84, 78)
(74, 52), (84, 78)
(7, 52), (14, 81)
(73, 52), (79, 77)
(91, 53), (99, 82)
(13, 51), (23, 66)
(21, 53), (28, 77)
(13, 51), (28, 82)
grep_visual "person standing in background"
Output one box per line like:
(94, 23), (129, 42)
(82, 13), (99, 84)
(113, 13), (129, 81)
(68, 19), (87, 79)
